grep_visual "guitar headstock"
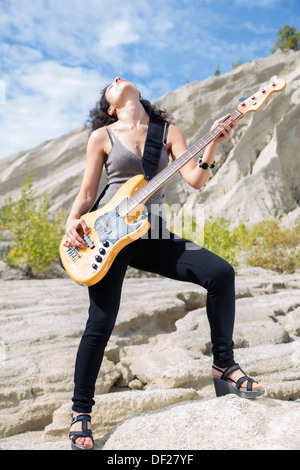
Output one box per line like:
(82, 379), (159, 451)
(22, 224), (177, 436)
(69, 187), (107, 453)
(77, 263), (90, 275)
(238, 76), (286, 114)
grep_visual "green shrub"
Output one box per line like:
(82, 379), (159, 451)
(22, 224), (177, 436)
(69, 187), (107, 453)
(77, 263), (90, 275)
(172, 212), (300, 273)
(173, 215), (239, 268)
(202, 217), (239, 268)
(232, 59), (244, 69)
(241, 219), (300, 274)
(0, 174), (66, 276)
(271, 24), (300, 53)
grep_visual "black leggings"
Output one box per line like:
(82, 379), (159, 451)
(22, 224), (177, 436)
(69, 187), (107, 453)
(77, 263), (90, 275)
(72, 217), (236, 413)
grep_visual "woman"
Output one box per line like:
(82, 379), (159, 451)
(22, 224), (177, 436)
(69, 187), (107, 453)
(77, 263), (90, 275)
(63, 77), (264, 450)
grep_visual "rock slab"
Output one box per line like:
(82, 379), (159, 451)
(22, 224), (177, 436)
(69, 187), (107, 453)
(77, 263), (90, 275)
(0, 267), (300, 450)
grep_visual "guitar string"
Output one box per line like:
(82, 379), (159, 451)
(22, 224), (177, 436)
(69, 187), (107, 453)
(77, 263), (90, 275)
(118, 109), (243, 217)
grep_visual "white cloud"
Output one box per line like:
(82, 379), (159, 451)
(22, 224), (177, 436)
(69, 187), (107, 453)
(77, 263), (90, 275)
(0, 81), (5, 104)
(1, 43), (43, 69)
(131, 62), (151, 78)
(243, 22), (277, 35)
(99, 19), (140, 50)
(0, 0), (296, 159)
(0, 60), (109, 159)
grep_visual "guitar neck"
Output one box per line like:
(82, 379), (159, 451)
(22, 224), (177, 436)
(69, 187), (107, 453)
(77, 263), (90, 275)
(119, 109), (243, 217)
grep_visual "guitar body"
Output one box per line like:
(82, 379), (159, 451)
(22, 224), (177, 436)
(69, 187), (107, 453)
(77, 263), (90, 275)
(59, 174), (150, 286)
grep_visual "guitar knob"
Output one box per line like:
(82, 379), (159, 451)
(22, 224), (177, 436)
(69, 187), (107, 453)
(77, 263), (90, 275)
(95, 255), (102, 263)
(92, 263), (98, 271)
(103, 240), (110, 248)
(99, 248), (106, 255)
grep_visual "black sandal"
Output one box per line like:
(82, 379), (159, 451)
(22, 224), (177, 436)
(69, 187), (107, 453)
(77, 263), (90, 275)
(69, 414), (94, 450)
(212, 364), (265, 398)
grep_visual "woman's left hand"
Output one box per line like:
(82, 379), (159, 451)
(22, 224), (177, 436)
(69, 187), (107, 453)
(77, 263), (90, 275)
(211, 114), (237, 143)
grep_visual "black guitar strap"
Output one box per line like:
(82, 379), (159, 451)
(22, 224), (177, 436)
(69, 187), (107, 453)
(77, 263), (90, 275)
(141, 119), (169, 181)
(90, 183), (109, 212)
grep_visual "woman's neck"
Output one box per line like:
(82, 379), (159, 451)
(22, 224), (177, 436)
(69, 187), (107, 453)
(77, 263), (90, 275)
(116, 99), (149, 129)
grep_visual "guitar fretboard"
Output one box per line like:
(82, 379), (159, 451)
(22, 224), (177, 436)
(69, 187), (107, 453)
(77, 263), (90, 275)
(118, 109), (242, 217)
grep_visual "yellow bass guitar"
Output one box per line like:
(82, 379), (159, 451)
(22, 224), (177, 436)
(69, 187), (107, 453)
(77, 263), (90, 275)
(59, 77), (286, 286)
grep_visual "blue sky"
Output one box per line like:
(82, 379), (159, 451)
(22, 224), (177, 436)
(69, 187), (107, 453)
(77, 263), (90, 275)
(0, 0), (299, 160)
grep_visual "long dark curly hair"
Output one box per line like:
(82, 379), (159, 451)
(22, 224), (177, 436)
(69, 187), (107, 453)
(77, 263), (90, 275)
(86, 84), (173, 132)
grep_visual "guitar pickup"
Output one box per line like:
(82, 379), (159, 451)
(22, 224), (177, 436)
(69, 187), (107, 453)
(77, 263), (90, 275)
(81, 233), (95, 249)
(97, 218), (112, 234)
(66, 246), (81, 261)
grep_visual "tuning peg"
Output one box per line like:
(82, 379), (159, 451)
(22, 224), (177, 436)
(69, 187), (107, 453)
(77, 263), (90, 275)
(239, 97), (247, 102)
(269, 75), (278, 87)
(259, 82), (267, 93)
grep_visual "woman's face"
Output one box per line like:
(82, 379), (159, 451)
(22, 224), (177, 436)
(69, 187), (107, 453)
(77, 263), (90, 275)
(105, 77), (139, 109)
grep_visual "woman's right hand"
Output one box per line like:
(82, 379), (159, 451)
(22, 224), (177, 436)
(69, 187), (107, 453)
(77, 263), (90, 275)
(62, 218), (90, 249)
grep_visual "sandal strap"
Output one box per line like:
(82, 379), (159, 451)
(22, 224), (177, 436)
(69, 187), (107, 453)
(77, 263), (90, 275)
(71, 414), (91, 425)
(236, 375), (249, 390)
(220, 363), (241, 381)
(212, 364), (240, 378)
(213, 363), (258, 391)
(69, 414), (94, 443)
(211, 364), (224, 374)
(69, 429), (94, 443)
(236, 376), (255, 391)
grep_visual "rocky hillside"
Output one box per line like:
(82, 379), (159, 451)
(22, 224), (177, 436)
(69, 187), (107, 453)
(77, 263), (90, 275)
(0, 50), (299, 227)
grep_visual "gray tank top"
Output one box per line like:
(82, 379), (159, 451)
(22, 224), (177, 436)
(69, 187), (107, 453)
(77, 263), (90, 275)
(97, 126), (169, 218)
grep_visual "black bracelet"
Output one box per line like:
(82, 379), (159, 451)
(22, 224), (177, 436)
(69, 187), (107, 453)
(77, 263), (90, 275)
(198, 156), (215, 169)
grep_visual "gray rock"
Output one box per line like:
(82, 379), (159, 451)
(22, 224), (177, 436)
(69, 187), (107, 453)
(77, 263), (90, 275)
(0, 267), (299, 450)
(99, 396), (300, 450)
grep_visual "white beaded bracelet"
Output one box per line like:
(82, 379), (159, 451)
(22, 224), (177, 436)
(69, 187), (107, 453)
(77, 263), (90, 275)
(198, 156), (215, 169)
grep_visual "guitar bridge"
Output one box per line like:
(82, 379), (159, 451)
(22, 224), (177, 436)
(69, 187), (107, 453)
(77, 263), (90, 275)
(66, 246), (81, 261)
